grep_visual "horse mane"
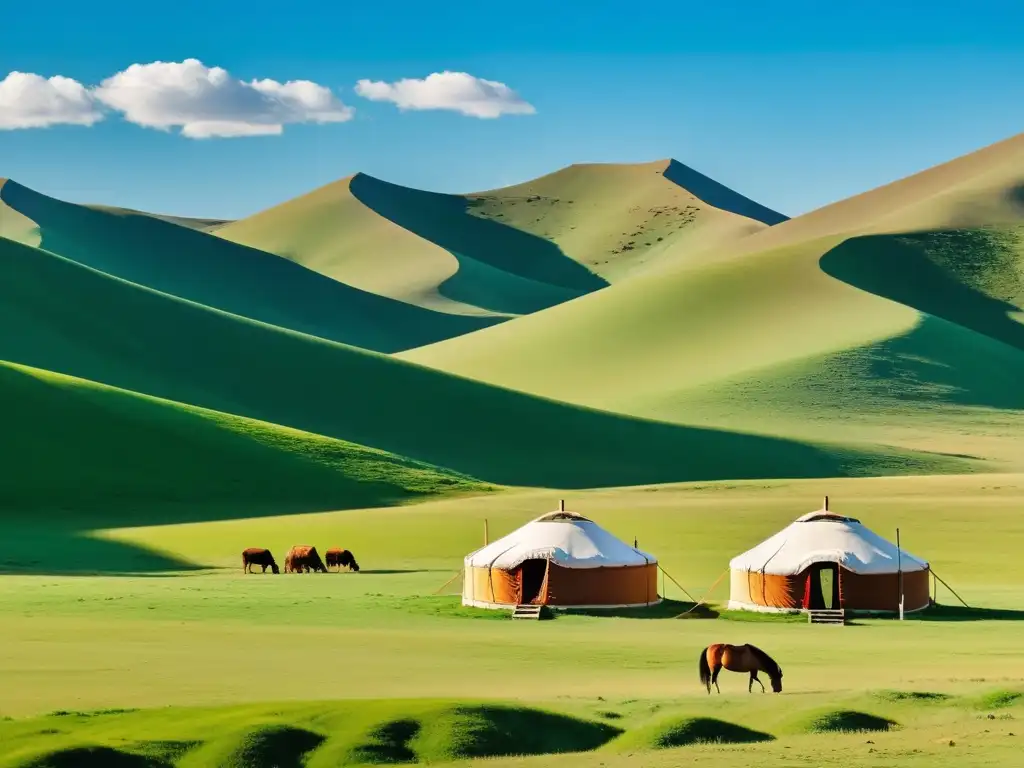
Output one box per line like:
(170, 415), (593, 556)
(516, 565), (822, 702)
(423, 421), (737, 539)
(746, 644), (782, 677)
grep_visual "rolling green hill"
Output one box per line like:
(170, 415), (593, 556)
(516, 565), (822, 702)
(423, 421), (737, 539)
(216, 160), (781, 317)
(0, 236), (961, 494)
(462, 158), (785, 281)
(0, 359), (482, 516)
(0, 179), (500, 353)
(403, 133), (1024, 467)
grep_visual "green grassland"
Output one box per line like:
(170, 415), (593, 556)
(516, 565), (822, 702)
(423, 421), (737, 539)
(1, 476), (1024, 766)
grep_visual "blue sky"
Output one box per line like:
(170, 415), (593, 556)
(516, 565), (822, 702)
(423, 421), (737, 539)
(2, 0), (1022, 219)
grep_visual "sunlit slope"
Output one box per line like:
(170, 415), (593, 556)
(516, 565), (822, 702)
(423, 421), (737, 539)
(667, 130), (1024, 270)
(217, 174), (588, 317)
(468, 159), (785, 280)
(0, 237), (964, 489)
(404, 134), (1024, 465)
(0, 179), (40, 246)
(0, 180), (499, 353)
(0, 360), (482, 514)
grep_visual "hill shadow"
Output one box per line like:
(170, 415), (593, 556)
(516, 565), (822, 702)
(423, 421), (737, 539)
(0, 180), (499, 353)
(803, 314), (1024, 412)
(663, 160), (788, 225)
(436, 251), (585, 315)
(349, 173), (609, 294)
(0, 522), (200, 575)
(820, 230), (1024, 355)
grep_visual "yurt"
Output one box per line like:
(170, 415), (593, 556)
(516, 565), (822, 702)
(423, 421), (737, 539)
(462, 502), (660, 609)
(728, 498), (931, 614)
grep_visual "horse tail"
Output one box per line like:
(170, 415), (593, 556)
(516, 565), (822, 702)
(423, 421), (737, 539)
(698, 647), (711, 688)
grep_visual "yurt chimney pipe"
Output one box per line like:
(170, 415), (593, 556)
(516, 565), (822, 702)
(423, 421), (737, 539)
(824, 495), (829, 511)
(559, 499), (565, 512)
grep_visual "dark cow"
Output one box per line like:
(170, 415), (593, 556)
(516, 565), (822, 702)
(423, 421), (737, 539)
(284, 545), (327, 573)
(242, 547), (279, 574)
(325, 548), (360, 572)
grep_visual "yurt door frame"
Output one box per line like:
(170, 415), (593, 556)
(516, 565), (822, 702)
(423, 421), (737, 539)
(803, 563), (841, 610)
(518, 559), (548, 604)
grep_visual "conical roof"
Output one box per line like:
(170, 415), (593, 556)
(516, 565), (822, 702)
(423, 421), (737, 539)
(465, 508), (656, 570)
(729, 503), (928, 576)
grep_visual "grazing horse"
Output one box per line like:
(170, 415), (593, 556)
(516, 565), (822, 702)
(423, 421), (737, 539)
(325, 548), (360, 572)
(699, 643), (783, 694)
(284, 545), (327, 573)
(242, 547), (279, 574)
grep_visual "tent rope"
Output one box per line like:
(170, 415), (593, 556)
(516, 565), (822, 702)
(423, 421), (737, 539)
(673, 569), (729, 618)
(658, 565), (696, 602)
(433, 569), (464, 595)
(931, 569), (969, 608)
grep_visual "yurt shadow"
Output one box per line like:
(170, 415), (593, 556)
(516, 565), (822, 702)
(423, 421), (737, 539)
(907, 605), (1024, 622)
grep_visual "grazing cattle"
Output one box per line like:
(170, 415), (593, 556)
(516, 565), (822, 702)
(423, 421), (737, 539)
(242, 547), (279, 574)
(284, 545), (327, 573)
(325, 548), (360, 572)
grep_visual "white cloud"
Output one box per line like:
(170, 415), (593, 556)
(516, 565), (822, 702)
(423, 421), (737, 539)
(93, 59), (354, 138)
(0, 71), (103, 130)
(354, 71), (535, 118)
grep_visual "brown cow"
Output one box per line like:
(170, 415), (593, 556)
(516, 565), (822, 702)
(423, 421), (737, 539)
(242, 547), (279, 574)
(284, 545), (327, 573)
(325, 548), (360, 572)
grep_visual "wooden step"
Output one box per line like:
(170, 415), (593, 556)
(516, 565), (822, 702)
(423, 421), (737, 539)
(808, 609), (846, 625)
(512, 604), (544, 620)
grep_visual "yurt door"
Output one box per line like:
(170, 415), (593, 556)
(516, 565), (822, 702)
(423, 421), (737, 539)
(819, 568), (835, 610)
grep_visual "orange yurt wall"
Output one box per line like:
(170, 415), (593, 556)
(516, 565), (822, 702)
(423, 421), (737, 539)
(544, 562), (659, 606)
(839, 567), (931, 612)
(729, 569), (804, 610)
(465, 565), (520, 605)
(730, 566), (931, 612)
(465, 563), (659, 607)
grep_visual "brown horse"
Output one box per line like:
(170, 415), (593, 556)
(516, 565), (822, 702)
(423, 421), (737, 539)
(242, 547), (279, 574)
(284, 545), (327, 573)
(325, 548), (360, 572)
(699, 643), (783, 694)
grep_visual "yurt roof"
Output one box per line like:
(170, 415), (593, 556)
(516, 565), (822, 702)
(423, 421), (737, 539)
(729, 505), (928, 576)
(465, 509), (656, 570)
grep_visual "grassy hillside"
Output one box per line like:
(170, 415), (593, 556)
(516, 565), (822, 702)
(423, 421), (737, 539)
(0, 357), (485, 574)
(0, 179), (40, 246)
(216, 175), (578, 317)
(404, 134), (1024, 468)
(216, 160), (781, 318)
(0, 359), (481, 516)
(0, 180), (499, 353)
(0, 237), (966, 494)
(466, 159), (784, 281)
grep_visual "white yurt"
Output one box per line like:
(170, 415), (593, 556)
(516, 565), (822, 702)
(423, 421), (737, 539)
(728, 497), (931, 613)
(462, 502), (660, 609)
